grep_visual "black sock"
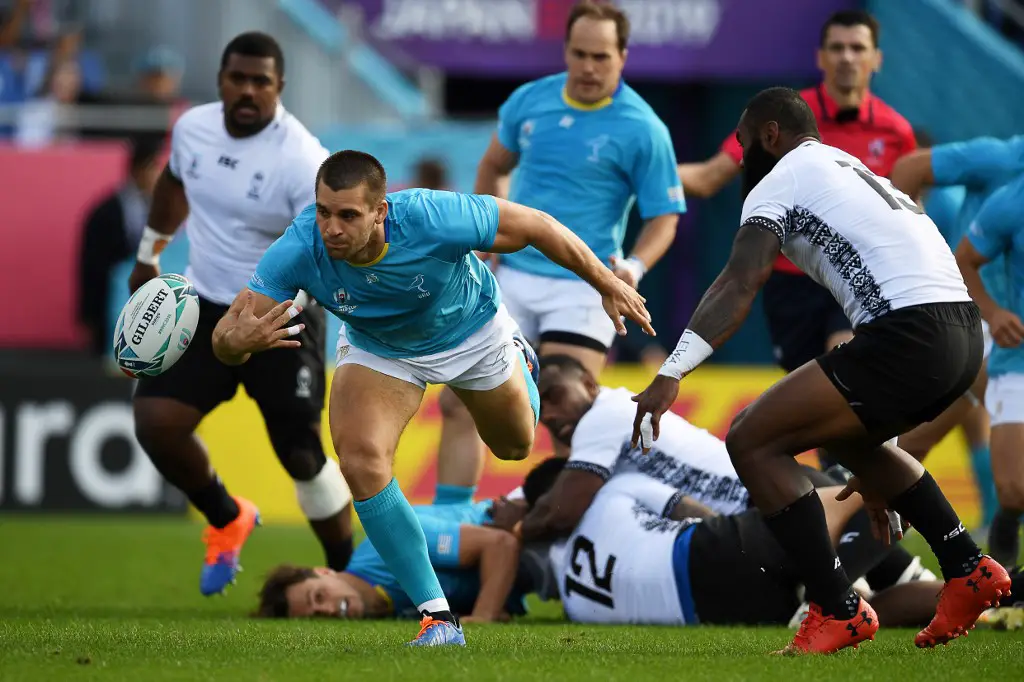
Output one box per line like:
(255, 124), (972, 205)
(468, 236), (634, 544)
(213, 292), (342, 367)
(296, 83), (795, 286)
(1000, 566), (1023, 608)
(323, 537), (354, 572)
(864, 546), (916, 590)
(764, 490), (858, 619)
(425, 609), (460, 626)
(889, 472), (982, 579)
(186, 476), (239, 529)
(988, 508), (1023, 568)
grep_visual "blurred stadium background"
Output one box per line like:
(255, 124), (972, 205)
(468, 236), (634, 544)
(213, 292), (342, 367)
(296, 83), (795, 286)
(2, 0), (1023, 528)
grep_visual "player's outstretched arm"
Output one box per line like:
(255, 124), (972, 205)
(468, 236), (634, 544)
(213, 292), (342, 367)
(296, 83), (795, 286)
(631, 223), (779, 450)
(520, 469), (605, 543)
(676, 151), (741, 199)
(211, 289), (304, 366)
(474, 133), (519, 199)
(456, 525), (520, 623)
(956, 238), (1024, 348)
(129, 166), (190, 293)
(889, 149), (934, 202)
(488, 198), (655, 337)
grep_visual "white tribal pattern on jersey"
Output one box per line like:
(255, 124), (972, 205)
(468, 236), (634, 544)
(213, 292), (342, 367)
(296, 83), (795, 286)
(552, 473), (697, 625)
(741, 140), (971, 328)
(168, 102), (330, 305)
(565, 387), (749, 514)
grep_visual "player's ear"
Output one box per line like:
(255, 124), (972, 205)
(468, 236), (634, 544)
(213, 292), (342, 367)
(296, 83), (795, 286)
(764, 121), (780, 151)
(872, 48), (883, 74)
(815, 49), (826, 74)
(375, 198), (388, 225)
(312, 567), (332, 577)
(277, 75), (286, 95)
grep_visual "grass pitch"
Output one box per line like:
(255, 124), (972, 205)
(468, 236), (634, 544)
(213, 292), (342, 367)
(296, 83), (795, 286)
(1, 517), (1021, 681)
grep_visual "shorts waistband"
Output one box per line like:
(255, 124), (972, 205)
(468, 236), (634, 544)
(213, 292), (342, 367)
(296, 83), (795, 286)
(672, 524), (699, 625)
(887, 301), (981, 327)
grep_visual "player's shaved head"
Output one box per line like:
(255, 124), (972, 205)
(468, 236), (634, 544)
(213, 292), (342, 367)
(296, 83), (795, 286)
(316, 150), (388, 204)
(741, 87), (820, 140)
(537, 354), (600, 446)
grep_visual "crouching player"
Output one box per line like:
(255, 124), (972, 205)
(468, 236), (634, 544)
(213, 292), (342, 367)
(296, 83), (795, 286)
(210, 150), (652, 646)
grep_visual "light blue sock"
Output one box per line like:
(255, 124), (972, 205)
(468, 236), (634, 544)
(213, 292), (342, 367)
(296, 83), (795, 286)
(969, 444), (998, 527)
(433, 484), (476, 506)
(354, 478), (447, 612)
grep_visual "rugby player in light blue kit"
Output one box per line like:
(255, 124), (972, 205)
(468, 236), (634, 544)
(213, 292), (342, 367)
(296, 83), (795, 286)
(435, 1), (686, 485)
(210, 150), (653, 646)
(956, 171), (1024, 569)
(892, 134), (1024, 527)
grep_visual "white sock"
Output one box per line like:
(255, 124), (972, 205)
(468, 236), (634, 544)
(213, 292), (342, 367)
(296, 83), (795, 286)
(418, 598), (451, 615)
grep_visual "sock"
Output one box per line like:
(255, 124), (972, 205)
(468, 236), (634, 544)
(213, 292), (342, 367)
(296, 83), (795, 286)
(889, 472), (983, 579)
(186, 475), (239, 529)
(354, 478), (450, 616)
(1000, 566), (1023, 607)
(763, 490), (859, 619)
(864, 546), (916, 591)
(969, 444), (998, 526)
(322, 537), (354, 572)
(433, 484), (476, 506)
(988, 507), (1023, 568)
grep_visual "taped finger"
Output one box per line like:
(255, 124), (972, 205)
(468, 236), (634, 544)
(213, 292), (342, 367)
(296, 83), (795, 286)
(640, 413), (654, 451)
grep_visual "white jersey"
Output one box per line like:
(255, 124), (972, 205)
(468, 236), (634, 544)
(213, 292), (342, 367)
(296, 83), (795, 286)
(741, 140), (971, 328)
(565, 387), (749, 515)
(552, 473), (696, 625)
(169, 102), (330, 305)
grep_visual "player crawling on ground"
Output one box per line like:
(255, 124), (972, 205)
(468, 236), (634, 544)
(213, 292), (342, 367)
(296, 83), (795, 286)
(210, 150), (652, 646)
(632, 86), (1011, 654)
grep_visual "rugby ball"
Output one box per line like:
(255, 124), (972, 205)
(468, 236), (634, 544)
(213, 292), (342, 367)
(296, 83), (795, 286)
(113, 273), (200, 378)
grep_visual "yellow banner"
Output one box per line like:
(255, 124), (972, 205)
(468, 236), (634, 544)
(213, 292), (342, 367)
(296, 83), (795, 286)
(196, 365), (982, 526)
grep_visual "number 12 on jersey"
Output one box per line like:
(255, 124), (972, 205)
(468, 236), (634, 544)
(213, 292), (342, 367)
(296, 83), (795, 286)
(564, 535), (617, 608)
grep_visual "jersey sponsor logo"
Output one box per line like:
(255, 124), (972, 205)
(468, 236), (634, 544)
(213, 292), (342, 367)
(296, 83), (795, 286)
(408, 274), (431, 298)
(519, 120), (534, 149)
(868, 138), (885, 161)
(185, 156), (201, 179)
(559, 115), (574, 129)
(585, 135), (610, 163)
(436, 532), (454, 556)
(296, 366), (313, 399)
(667, 185), (684, 203)
(365, 273), (379, 284)
(247, 172), (265, 200)
(218, 155), (239, 169)
(332, 288), (358, 314)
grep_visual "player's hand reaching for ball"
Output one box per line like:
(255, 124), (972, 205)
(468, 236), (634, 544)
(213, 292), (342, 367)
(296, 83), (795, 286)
(128, 262), (159, 294)
(213, 290), (304, 365)
(600, 276), (655, 337)
(630, 375), (679, 453)
(989, 308), (1024, 348)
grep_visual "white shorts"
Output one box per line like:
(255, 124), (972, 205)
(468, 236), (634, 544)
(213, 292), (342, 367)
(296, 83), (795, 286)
(985, 373), (1024, 426)
(496, 266), (617, 350)
(335, 305), (519, 391)
(982, 319), (993, 359)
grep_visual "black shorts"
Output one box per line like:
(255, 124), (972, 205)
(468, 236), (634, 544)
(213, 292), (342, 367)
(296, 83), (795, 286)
(816, 301), (983, 438)
(134, 296), (326, 418)
(763, 271), (852, 372)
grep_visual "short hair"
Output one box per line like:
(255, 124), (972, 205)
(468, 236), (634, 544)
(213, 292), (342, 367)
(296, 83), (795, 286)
(414, 157), (449, 191)
(537, 353), (591, 392)
(819, 10), (880, 48)
(566, 0), (631, 53)
(254, 564), (317, 618)
(127, 134), (165, 174)
(743, 87), (821, 139)
(522, 457), (568, 508)
(315, 150), (388, 203)
(221, 32), (285, 77)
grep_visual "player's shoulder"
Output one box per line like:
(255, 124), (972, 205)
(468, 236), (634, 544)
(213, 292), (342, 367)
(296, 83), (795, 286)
(502, 73), (565, 112)
(984, 172), (1024, 214)
(573, 387), (637, 438)
(172, 101), (223, 136)
(275, 108), (328, 150)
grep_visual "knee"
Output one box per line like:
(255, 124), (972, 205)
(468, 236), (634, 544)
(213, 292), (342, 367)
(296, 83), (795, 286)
(439, 387), (472, 422)
(132, 403), (180, 454)
(489, 427), (534, 462)
(995, 477), (1024, 510)
(294, 456), (352, 521)
(334, 438), (393, 496)
(265, 414), (326, 481)
(724, 408), (758, 470)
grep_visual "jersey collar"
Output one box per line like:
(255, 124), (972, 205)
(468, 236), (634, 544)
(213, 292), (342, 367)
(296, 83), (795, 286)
(561, 79), (623, 112)
(815, 83), (874, 125)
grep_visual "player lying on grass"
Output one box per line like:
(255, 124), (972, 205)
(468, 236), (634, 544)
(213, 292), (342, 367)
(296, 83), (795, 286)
(211, 150), (652, 646)
(255, 490), (529, 622)
(517, 354), (935, 595)
(518, 458), (1024, 629)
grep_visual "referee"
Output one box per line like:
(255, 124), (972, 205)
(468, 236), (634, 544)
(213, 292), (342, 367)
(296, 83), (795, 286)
(128, 32), (353, 596)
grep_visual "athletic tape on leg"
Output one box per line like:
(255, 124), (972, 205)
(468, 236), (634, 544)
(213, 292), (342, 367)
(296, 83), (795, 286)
(295, 457), (352, 520)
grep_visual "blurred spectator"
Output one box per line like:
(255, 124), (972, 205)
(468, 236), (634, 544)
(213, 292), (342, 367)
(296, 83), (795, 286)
(77, 134), (165, 358)
(14, 48), (80, 146)
(413, 156), (450, 190)
(133, 45), (184, 103)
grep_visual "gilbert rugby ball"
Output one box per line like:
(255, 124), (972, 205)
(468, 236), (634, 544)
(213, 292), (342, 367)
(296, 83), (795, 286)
(113, 273), (200, 378)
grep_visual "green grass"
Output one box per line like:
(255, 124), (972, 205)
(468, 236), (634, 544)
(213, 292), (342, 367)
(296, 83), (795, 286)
(0, 518), (1021, 681)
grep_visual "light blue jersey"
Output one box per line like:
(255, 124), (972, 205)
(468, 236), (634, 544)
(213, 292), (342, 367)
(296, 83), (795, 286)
(345, 500), (527, 617)
(249, 189), (501, 358)
(497, 72), (685, 280)
(925, 185), (966, 248)
(931, 135), (1024, 307)
(965, 172), (1024, 377)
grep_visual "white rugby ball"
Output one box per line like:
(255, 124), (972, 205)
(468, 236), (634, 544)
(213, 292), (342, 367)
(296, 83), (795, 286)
(113, 273), (200, 378)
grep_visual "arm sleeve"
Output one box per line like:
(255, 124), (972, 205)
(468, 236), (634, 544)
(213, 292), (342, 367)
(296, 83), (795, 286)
(287, 137), (330, 216)
(739, 165), (797, 244)
(719, 132), (744, 165)
(966, 186), (1018, 261)
(413, 190), (501, 252)
(609, 473), (681, 518)
(564, 402), (628, 481)
(167, 115), (187, 179)
(496, 82), (532, 154)
(631, 119), (686, 219)
(247, 225), (308, 302)
(931, 137), (1018, 189)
